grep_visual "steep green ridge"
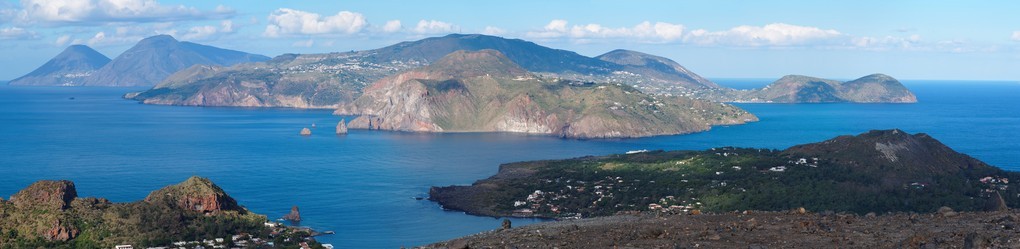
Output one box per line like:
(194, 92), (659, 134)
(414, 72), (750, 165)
(81, 35), (270, 87)
(0, 176), (317, 248)
(335, 50), (757, 138)
(430, 130), (1013, 218)
(8, 45), (111, 86)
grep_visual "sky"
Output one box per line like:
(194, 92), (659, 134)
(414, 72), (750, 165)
(1, 0), (1019, 81)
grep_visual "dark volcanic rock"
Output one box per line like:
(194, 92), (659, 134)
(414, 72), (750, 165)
(10, 180), (77, 211)
(422, 210), (1020, 248)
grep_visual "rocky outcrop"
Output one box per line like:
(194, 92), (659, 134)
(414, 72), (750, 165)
(335, 119), (348, 134)
(10, 180), (77, 211)
(0, 177), (278, 247)
(44, 219), (79, 241)
(143, 176), (242, 213)
(337, 49), (756, 138)
(300, 128), (312, 136)
(283, 206), (301, 222)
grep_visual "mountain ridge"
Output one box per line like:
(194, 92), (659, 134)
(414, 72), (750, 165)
(79, 35), (270, 87)
(8, 45), (111, 86)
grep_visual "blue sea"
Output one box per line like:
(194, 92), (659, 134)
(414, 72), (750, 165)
(0, 80), (1018, 248)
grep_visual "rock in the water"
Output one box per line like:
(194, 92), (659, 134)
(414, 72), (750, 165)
(501, 219), (511, 230)
(283, 205), (301, 222)
(10, 180), (77, 211)
(300, 127), (312, 136)
(336, 119), (348, 135)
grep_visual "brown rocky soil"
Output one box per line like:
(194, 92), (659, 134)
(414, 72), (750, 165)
(423, 209), (1020, 248)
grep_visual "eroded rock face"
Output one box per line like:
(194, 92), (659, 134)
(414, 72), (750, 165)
(283, 206), (301, 222)
(336, 119), (348, 135)
(144, 176), (242, 213)
(10, 180), (77, 211)
(44, 219), (79, 241)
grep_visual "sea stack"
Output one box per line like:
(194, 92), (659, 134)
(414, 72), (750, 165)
(336, 119), (348, 135)
(300, 128), (312, 136)
(283, 206), (301, 222)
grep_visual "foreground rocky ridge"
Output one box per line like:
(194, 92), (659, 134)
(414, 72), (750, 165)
(335, 49), (756, 138)
(424, 209), (1020, 248)
(0, 176), (320, 248)
(430, 129), (1015, 218)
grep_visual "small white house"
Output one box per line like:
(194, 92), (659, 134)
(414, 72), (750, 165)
(114, 245), (133, 249)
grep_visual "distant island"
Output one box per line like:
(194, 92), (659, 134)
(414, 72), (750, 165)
(430, 129), (1013, 218)
(112, 34), (915, 108)
(9, 35), (269, 87)
(708, 74), (918, 103)
(0, 176), (325, 248)
(334, 49), (756, 138)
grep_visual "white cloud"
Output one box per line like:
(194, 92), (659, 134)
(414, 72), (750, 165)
(14, 0), (234, 24)
(0, 26), (37, 40)
(413, 20), (457, 34)
(482, 26), (506, 36)
(87, 31), (106, 45)
(1012, 31), (1020, 41)
(527, 20), (685, 42)
(684, 23), (843, 47)
(178, 20), (237, 41)
(382, 20), (401, 33)
(55, 34), (71, 45)
(264, 8), (367, 37)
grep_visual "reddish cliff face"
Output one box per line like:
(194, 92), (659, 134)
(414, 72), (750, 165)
(336, 49), (757, 138)
(44, 219), (79, 241)
(10, 180), (77, 211)
(144, 176), (242, 213)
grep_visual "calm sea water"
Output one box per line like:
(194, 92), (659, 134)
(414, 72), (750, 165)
(0, 80), (1018, 248)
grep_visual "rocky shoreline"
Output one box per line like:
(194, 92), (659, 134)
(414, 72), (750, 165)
(422, 208), (1020, 248)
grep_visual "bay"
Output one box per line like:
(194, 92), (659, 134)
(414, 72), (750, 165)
(0, 80), (1017, 247)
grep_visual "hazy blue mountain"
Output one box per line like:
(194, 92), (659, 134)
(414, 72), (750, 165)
(81, 35), (270, 87)
(8, 45), (111, 86)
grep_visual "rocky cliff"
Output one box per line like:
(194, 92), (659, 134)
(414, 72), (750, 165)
(0, 176), (267, 247)
(8, 45), (111, 86)
(336, 49), (756, 138)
